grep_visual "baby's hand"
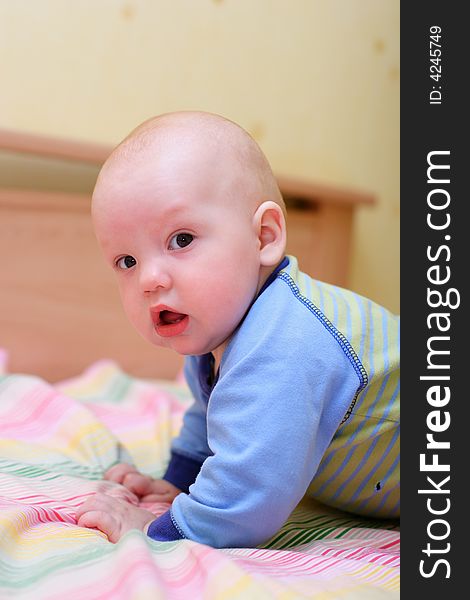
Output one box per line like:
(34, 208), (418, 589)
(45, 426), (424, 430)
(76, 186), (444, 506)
(104, 463), (181, 503)
(76, 493), (156, 543)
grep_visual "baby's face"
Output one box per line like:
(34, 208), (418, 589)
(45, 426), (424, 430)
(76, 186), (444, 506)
(92, 147), (263, 362)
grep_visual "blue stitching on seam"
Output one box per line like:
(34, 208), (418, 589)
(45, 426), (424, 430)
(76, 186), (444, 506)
(278, 272), (368, 423)
(170, 510), (187, 539)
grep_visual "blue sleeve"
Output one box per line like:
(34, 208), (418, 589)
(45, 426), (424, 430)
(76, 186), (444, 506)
(161, 356), (211, 493)
(148, 356), (211, 540)
(147, 510), (184, 542)
(163, 451), (204, 493)
(166, 285), (361, 548)
(166, 356), (213, 465)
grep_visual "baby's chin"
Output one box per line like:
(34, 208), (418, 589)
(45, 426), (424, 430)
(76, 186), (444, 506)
(148, 333), (221, 357)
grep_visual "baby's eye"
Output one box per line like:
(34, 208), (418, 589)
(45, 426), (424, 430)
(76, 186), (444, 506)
(169, 233), (194, 250)
(116, 255), (137, 269)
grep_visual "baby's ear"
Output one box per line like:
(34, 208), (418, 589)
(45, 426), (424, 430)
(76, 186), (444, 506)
(253, 201), (287, 267)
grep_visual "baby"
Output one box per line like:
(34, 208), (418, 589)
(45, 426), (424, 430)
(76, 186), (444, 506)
(76, 111), (400, 548)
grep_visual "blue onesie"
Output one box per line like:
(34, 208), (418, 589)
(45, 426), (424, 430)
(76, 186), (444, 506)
(147, 256), (400, 548)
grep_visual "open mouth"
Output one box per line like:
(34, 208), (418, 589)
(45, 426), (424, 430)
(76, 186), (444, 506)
(159, 310), (186, 325)
(151, 307), (189, 337)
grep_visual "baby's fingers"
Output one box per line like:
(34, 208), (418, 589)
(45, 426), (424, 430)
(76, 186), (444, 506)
(140, 490), (179, 503)
(140, 493), (169, 502)
(75, 493), (109, 518)
(77, 509), (119, 543)
(103, 484), (140, 505)
(104, 463), (138, 483)
(76, 494), (122, 542)
(122, 472), (154, 496)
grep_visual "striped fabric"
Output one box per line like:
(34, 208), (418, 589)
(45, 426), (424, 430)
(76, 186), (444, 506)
(0, 356), (399, 598)
(280, 258), (400, 518)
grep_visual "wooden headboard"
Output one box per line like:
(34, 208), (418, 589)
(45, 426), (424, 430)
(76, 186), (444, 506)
(0, 128), (374, 382)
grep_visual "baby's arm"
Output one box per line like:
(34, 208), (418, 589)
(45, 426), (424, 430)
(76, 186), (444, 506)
(104, 463), (181, 503)
(150, 319), (361, 548)
(76, 493), (156, 542)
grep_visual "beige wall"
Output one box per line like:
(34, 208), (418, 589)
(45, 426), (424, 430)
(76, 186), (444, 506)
(0, 0), (399, 312)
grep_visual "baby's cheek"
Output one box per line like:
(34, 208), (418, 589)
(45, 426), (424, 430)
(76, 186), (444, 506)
(118, 289), (150, 339)
(210, 282), (253, 329)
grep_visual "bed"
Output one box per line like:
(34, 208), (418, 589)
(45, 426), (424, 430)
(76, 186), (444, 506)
(0, 129), (398, 599)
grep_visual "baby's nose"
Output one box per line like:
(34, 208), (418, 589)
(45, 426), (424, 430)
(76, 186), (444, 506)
(140, 263), (172, 293)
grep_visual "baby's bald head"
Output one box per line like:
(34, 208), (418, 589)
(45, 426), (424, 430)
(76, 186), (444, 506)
(93, 111), (285, 217)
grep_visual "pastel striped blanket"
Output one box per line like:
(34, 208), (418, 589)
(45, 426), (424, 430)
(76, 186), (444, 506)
(0, 356), (399, 599)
